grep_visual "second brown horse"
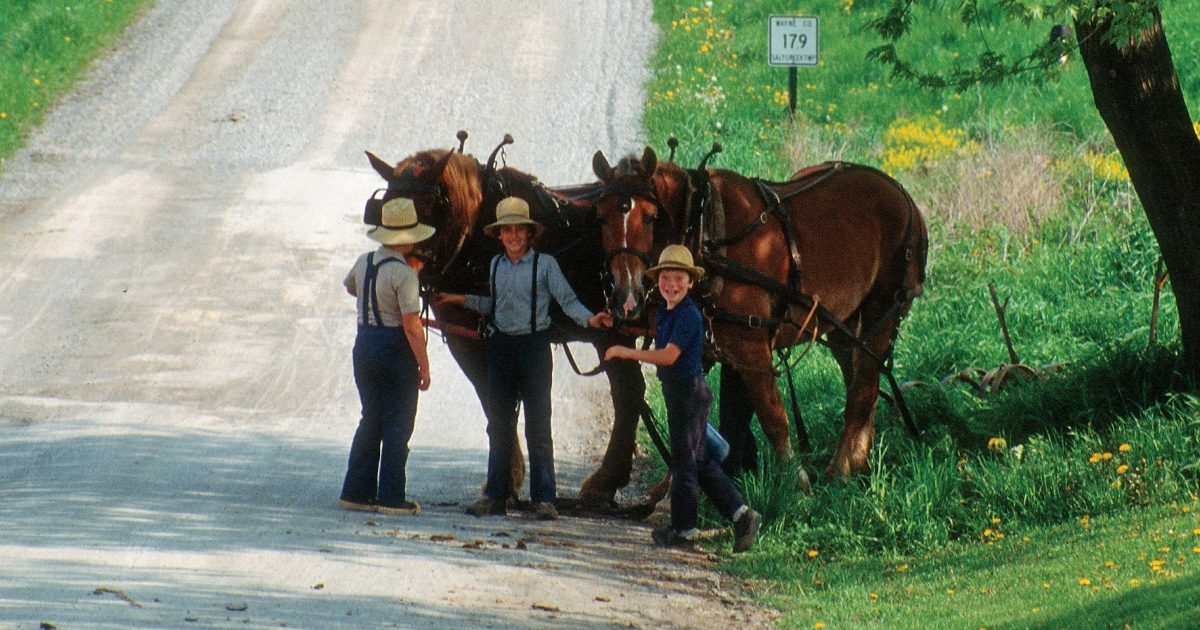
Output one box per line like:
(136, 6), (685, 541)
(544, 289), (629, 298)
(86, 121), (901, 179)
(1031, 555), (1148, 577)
(592, 147), (928, 477)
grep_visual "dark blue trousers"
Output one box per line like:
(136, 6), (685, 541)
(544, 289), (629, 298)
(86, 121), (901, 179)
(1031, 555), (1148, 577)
(482, 331), (556, 503)
(662, 375), (745, 532)
(342, 325), (418, 508)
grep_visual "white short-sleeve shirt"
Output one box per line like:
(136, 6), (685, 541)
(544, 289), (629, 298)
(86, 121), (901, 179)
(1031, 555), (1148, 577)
(344, 246), (420, 327)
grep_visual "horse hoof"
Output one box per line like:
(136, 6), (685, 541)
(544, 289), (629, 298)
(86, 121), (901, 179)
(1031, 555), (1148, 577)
(577, 484), (617, 506)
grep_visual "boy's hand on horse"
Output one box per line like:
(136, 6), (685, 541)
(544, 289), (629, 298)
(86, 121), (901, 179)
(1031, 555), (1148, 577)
(589, 312), (614, 329)
(433, 291), (465, 307)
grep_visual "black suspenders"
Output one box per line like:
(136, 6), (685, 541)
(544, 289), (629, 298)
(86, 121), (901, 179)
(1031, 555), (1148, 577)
(488, 251), (540, 335)
(362, 252), (402, 327)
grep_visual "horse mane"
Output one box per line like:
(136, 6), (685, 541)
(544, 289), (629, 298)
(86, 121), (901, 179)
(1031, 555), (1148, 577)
(395, 149), (484, 227)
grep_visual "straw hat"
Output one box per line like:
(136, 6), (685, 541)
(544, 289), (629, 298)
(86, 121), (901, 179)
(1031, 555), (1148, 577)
(483, 197), (544, 238)
(367, 198), (436, 245)
(645, 244), (705, 281)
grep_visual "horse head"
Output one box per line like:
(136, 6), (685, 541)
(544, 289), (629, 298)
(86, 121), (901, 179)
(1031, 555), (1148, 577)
(365, 148), (484, 287)
(592, 146), (687, 322)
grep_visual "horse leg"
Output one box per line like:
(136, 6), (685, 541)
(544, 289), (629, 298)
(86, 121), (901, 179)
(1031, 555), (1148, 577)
(718, 335), (793, 463)
(718, 363), (759, 476)
(825, 323), (893, 478)
(445, 335), (525, 500)
(578, 348), (645, 505)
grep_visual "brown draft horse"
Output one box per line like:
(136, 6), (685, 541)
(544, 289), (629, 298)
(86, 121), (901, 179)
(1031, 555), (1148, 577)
(363, 141), (648, 506)
(591, 146), (928, 477)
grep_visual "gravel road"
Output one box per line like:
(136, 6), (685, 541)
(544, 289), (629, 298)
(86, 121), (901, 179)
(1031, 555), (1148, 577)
(0, 2), (774, 628)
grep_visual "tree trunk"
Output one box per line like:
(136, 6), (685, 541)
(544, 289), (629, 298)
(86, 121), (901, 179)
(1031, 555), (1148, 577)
(1075, 10), (1200, 378)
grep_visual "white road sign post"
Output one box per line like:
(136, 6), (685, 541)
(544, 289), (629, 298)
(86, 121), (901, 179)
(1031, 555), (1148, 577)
(768, 15), (819, 120)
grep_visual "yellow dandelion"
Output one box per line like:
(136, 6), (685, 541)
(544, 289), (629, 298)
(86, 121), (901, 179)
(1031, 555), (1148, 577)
(1117, 464), (1130, 474)
(1192, 546), (1199, 554)
(807, 549), (819, 559)
(33, 78), (41, 86)
(1088, 452), (1102, 464)
(1191, 528), (1199, 536)
(869, 592), (879, 601)
(1118, 443), (1131, 452)
(946, 588), (955, 596)
(988, 437), (1007, 452)
(896, 563), (909, 573)
(1102, 452), (1114, 461)
(1042, 582), (1051, 589)
(0, 112), (6, 119)
(1104, 560), (1115, 568)
(815, 623), (826, 629)
(1078, 577), (1091, 586)
(1130, 578), (1141, 586)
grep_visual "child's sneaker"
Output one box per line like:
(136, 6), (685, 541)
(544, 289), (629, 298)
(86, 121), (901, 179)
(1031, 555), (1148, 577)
(732, 508), (761, 553)
(337, 497), (377, 513)
(378, 500), (421, 516)
(651, 526), (696, 550)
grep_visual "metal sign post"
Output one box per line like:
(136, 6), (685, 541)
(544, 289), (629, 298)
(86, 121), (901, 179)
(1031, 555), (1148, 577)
(768, 15), (819, 120)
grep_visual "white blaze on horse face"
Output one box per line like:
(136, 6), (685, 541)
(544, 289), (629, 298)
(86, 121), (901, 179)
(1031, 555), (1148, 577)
(621, 198), (633, 249)
(622, 266), (638, 316)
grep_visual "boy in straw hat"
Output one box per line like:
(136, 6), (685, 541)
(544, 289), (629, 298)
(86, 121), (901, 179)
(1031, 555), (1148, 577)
(339, 197), (434, 516)
(604, 245), (761, 553)
(437, 196), (611, 521)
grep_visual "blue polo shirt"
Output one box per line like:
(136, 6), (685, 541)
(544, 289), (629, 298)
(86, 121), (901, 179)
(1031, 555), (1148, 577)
(655, 295), (704, 383)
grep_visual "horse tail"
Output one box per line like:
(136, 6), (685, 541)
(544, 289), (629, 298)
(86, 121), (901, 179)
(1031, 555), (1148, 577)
(898, 186), (928, 309)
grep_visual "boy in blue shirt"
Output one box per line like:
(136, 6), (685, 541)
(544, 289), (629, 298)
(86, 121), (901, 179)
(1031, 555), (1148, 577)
(605, 245), (761, 552)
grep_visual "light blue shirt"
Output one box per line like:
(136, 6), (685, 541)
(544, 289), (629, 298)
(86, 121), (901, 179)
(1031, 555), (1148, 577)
(464, 250), (593, 335)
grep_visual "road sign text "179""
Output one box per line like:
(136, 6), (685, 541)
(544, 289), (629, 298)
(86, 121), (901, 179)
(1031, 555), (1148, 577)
(768, 16), (819, 67)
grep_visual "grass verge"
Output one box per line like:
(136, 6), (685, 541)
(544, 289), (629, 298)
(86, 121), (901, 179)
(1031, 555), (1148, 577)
(0, 0), (152, 165)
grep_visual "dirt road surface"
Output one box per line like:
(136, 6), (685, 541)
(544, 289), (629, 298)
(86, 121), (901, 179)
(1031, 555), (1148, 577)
(0, 2), (775, 628)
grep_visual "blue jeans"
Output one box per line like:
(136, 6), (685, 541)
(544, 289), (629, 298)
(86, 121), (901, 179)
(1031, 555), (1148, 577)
(483, 331), (556, 503)
(662, 375), (745, 532)
(342, 325), (418, 508)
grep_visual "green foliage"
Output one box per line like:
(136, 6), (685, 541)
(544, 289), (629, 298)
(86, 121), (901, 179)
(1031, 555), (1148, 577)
(0, 0), (151, 163)
(868, 1), (1166, 88)
(645, 1), (1200, 624)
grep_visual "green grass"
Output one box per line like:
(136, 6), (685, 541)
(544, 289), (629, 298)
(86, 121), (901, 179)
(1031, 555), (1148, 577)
(0, 0), (151, 164)
(734, 504), (1200, 629)
(641, 0), (1200, 626)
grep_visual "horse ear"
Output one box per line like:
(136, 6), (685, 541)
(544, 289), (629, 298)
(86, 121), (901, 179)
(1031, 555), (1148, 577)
(428, 150), (455, 180)
(592, 150), (613, 180)
(366, 151), (394, 180)
(640, 146), (657, 176)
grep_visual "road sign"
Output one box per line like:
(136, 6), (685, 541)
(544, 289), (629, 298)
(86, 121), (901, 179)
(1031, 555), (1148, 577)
(768, 15), (819, 67)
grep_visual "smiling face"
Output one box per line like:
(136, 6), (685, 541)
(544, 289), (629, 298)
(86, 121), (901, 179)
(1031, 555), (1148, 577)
(655, 269), (693, 309)
(499, 224), (532, 259)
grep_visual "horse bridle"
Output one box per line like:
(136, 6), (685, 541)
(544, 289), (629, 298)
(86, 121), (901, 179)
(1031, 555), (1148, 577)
(596, 177), (674, 268)
(374, 167), (468, 287)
